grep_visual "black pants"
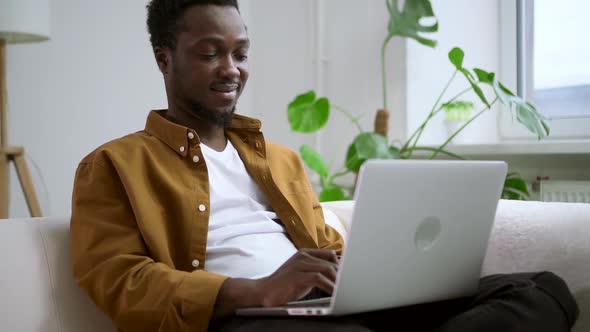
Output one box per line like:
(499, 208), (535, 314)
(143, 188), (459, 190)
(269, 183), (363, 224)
(211, 271), (579, 332)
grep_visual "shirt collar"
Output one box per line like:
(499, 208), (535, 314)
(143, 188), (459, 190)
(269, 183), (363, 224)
(144, 110), (262, 157)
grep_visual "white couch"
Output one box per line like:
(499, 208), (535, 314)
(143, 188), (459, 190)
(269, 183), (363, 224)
(1, 199), (589, 332)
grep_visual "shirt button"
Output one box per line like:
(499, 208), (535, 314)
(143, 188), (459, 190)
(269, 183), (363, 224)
(198, 204), (207, 212)
(191, 259), (200, 268)
(188, 132), (195, 140)
(290, 219), (297, 225)
(179, 146), (185, 153)
(255, 141), (261, 149)
(192, 155), (200, 163)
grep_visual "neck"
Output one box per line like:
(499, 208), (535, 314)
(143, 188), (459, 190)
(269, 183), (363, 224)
(166, 104), (228, 152)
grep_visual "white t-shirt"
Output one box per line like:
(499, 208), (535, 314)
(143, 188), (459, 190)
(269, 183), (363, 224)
(201, 140), (298, 279)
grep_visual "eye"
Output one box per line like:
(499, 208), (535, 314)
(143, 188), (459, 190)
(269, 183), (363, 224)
(234, 50), (249, 62)
(200, 53), (217, 60)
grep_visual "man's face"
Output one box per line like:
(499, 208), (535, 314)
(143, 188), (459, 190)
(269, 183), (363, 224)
(166, 5), (249, 125)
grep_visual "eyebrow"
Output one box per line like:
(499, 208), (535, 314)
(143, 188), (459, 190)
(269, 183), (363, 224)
(192, 36), (250, 48)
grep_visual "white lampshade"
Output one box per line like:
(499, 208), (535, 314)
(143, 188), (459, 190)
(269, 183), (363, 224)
(0, 0), (50, 44)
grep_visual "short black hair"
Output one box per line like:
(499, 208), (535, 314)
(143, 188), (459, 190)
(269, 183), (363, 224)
(146, 0), (239, 51)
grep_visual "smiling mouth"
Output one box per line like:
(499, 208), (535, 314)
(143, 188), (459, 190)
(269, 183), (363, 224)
(211, 84), (239, 93)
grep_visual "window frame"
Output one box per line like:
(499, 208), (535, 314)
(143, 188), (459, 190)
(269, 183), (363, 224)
(498, 0), (590, 140)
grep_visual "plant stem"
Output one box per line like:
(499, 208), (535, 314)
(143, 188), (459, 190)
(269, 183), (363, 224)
(381, 36), (393, 110)
(430, 86), (474, 118)
(328, 168), (351, 183)
(445, 86), (473, 106)
(402, 84), (473, 153)
(428, 97), (499, 160)
(404, 70), (458, 159)
(322, 167), (351, 191)
(320, 175), (328, 190)
(332, 104), (363, 133)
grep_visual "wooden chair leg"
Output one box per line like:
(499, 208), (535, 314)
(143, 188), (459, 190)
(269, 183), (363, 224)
(13, 154), (42, 217)
(0, 152), (8, 218)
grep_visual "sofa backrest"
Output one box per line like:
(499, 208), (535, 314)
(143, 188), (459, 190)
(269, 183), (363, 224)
(0, 204), (346, 332)
(2, 200), (589, 331)
(0, 217), (115, 332)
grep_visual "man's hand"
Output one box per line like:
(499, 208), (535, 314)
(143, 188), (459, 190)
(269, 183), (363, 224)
(211, 249), (339, 320)
(257, 248), (339, 307)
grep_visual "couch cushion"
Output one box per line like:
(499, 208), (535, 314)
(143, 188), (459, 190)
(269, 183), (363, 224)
(0, 217), (115, 332)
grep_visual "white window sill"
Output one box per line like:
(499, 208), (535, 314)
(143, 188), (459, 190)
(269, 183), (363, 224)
(438, 140), (590, 157)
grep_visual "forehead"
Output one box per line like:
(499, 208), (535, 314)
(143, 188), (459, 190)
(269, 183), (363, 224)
(178, 5), (247, 44)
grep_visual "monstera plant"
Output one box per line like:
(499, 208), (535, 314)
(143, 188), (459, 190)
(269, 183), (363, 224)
(380, 0), (438, 111)
(286, 0), (548, 202)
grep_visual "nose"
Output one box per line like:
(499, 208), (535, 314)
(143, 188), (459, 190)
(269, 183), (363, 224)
(218, 55), (240, 79)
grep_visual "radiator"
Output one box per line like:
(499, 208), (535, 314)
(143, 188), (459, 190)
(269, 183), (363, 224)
(540, 180), (590, 203)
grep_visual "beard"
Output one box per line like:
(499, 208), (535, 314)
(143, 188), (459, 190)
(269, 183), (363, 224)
(170, 59), (237, 128)
(184, 98), (235, 128)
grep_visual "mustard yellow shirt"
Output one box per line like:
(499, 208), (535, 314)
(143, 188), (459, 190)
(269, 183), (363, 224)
(70, 110), (344, 332)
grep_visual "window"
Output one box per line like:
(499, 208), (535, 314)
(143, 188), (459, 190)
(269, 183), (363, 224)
(499, 0), (590, 139)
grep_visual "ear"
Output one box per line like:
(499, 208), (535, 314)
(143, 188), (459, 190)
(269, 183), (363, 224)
(154, 47), (171, 75)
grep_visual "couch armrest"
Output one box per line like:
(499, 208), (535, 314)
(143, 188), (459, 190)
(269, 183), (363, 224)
(482, 200), (590, 292)
(482, 200), (590, 332)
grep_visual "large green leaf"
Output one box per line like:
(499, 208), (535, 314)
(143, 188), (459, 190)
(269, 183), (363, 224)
(470, 70), (550, 139)
(345, 133), (396, 172)
(491, 79), (512, 107)
(459, 68), (490, 108)
(389, 146), (401, 159)
(299, 144), (329, 178)
(473, 68), (495, 84)
(447, 48), (490, 108)
(448, 47), (464, 70)
(345, 144), (364, 173)
(470, 81), (490, 108)
(516, 102), (550, 138)
(492, 79), (550, 139)
(319, 187), (347, 202)
(386, 0), (438, 47)
(502, 173), (530, 200)
(287, 90), (330, 133)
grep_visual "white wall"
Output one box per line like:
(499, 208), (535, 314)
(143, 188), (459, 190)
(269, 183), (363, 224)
(406, 0), (500, 146)
(1, 0), (510, 217)
(5, 0), (586, 217)
(245, 0), (406, 188)
(7, 0), (167, 217)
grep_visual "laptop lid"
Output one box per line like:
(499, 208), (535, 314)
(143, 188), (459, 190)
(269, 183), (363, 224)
(329, 159), (507, 316)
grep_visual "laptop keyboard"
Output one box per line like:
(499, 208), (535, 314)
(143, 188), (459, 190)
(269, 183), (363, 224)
(285, 297), (331, 307)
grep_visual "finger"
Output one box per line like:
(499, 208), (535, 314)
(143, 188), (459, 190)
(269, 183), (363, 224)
(300, 248), (339, 263)
(299, 260), (338, 283)
(303, 271), (335, 295)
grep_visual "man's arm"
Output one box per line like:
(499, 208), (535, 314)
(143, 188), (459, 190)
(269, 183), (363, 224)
(312, 201), (345, 252)
(71, 159), (227, 332)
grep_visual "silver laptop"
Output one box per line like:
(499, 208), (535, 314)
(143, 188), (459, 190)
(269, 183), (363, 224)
(236, 159), (507, 317)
